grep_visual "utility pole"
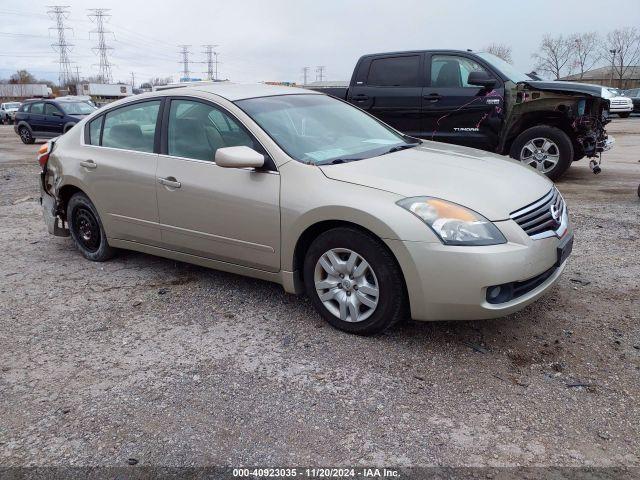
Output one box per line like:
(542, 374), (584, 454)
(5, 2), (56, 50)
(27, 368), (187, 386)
(315, 66), (325, 83)
(178, 45), (192, 81)
(75, 65), (81, 82)
(130, 71), (135, 88)
(609, 49), (617, 87)
(88, 8), (114, 84)
(201, 45), (220, 80)
(47, 5), (74, 87)
(302, 66), (309, 85)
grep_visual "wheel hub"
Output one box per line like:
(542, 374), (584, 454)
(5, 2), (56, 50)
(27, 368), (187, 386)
(314, 248), (379, 323)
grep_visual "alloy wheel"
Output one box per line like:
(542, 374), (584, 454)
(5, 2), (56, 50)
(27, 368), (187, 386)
(520, 137), (560, 174)
(314, 248), (379, 323)
(19, 127), (31, 143)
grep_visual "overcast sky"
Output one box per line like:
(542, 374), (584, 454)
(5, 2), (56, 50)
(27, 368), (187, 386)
(1, 0), (639, 85)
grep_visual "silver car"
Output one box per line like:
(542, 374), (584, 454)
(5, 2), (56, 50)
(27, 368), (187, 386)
(38, 83), (573, 334)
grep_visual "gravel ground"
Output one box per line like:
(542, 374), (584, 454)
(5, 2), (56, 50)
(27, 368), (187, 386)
(0, 119), (638, 469)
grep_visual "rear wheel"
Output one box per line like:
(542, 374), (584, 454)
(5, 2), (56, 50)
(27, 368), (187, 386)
(509, 125), (573, 181)
(18, 126), (35, 144)
(67, 193), (115, 262)
(303, 227), (406, 335)
(619, 112), (631, 118)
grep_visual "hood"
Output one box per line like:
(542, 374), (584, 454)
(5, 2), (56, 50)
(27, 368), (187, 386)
(522, 80), (603, 98)
(318, 142), (552, 221)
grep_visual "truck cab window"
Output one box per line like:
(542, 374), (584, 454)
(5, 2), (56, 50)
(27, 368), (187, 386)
(431, 55), (488, 88)
(367, 56), (420, 87)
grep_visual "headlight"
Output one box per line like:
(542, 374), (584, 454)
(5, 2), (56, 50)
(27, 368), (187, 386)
(397, 197), (507, 246)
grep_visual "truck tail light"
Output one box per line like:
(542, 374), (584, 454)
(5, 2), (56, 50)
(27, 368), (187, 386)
(37, 142), (53, 168)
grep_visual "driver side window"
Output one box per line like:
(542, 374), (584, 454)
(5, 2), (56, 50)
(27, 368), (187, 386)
(431, 55), (488, 88)
(44, 103), (62, 116)
(167, 99), (256, 162)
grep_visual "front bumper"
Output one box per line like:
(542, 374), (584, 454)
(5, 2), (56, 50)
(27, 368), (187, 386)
(386, 219), (572, 321)
(609, 105), (633, 113)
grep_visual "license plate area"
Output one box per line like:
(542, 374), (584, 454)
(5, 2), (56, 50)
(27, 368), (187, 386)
(556, 234), (573, 267)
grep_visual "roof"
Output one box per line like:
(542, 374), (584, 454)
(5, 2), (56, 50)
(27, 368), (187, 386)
(562, 66), (640, 81)
(159, 82), (320, 101)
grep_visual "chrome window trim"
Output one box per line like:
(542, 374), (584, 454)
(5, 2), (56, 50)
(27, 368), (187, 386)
(157, 153), (280, 175)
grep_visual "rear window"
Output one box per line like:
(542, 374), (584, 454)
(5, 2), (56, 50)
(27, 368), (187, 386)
(367, 56), (420, 87)
(29, 102), (44, 114)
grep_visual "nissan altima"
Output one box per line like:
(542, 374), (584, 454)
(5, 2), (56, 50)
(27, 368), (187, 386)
(38, 83), (573, 334)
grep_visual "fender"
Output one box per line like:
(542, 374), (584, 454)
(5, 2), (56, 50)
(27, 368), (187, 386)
(63, 122), (77, 133)
(15, 120), (33, 133)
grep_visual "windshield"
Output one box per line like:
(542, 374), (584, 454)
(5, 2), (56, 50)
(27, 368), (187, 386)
(5, 102), (20, 109)
(61, 101), (96, 115)
(476, 52), (531, 83)
(235, 94), (417, 165)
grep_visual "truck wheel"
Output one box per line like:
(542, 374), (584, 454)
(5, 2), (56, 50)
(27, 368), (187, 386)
(509, 126), (573, 181)
(618, 112), (631, 118)
(18, 126), (35, 144)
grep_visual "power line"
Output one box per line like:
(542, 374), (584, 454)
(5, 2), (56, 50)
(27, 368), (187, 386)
(47, 5), (74, 86)
(178, 45), (192, 80)
(88, 8), (114, 84)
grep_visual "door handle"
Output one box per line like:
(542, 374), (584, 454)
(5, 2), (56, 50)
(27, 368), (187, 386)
(353, 94), (369, 102)
(79, 160), (97, 169)
(158, 177), (181, 189)
(423, 93), (441, 102)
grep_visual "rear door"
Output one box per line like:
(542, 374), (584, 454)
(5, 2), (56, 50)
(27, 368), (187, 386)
(156, 97), (280, 271)
(347, 54), (423, 136)
(81, 99), (163, 244)
(422, 53), (504, 149)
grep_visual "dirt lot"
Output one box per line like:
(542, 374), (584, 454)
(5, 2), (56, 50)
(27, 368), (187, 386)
(0, 119), (638, 469)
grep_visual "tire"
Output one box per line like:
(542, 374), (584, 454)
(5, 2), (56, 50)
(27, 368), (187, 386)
(303, 227), (407, 335)
(509, 125), (573, 181)
(67, 193), (115, 262)
(618, 112), (631, 118)
(18, 126), (35, 144)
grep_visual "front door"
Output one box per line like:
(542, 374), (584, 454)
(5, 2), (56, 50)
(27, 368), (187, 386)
(422, 54), (504, 150)
(43, 103), (65, 134)
(347, 54), (423, 136)
(156, 98), (280, 272)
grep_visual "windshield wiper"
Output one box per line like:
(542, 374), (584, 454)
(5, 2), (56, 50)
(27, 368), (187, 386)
(384, 143), (419, 154)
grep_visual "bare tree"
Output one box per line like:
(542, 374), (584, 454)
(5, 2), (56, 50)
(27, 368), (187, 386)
(569, 32), (601, 79)
(148, 77), (173, 86)
(532, 34), (574, 79)
(9, 70), (36, 84)
(483, 43), (513, 64)
(602, 27), (640, 87)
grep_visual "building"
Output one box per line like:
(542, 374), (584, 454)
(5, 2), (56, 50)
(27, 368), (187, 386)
(561, 66), (640, 90)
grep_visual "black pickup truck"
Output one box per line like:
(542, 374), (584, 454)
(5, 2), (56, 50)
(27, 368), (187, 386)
(308, 50), (612, 180)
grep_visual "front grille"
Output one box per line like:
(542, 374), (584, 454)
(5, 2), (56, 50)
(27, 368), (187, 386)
(510, 188), (564, 238)
(611, 100), (629, 105)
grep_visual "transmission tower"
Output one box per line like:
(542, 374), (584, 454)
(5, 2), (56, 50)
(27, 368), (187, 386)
(88, 9), (114, 84)
(316, 66), (326, 82)
(178, 45), (192, 80)
(47, 5), (74, 87)
(302, 66), (309, 85)
(201, 45), (220, 80)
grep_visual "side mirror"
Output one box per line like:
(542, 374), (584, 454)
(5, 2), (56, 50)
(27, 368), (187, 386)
(215, 146), (265, 169)
(467, 71), (497, 89)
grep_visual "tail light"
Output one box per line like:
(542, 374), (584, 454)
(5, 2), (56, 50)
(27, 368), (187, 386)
(37, 142), (53, 168)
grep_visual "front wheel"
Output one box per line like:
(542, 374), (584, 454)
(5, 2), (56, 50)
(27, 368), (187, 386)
(303, 227), (407, 335)
(509, 126), (573, 181)
(618, 112), (631, 118)
(67, 193), (115, 262)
